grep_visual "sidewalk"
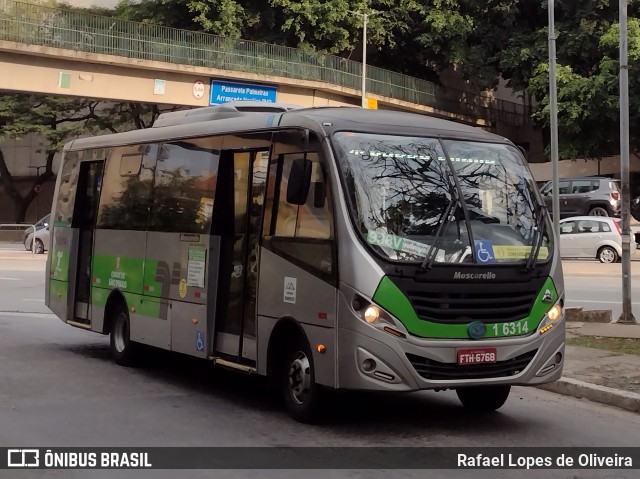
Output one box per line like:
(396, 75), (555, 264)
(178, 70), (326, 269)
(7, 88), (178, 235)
(0, 242), (48, 268)
(538, 321), (640, 413)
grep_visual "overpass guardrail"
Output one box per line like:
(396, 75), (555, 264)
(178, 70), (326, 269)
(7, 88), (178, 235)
(0, 0), (530, 126)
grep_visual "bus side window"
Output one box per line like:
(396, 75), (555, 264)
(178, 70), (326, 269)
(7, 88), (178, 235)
(96, 144), (157, 230)
(265, 153), (335, 283)
(54, 151), (82, 226)
(148, 141), (219, 233)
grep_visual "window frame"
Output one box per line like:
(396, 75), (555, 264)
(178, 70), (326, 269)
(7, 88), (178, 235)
(559, 221), (577, 235)
(261, 130), (337, 285)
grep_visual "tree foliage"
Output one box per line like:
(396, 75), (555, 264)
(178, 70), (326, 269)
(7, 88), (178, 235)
(0, 93), (179, 222)
(528, 7), (640, 160)
(0, 95), (103, 222)
(2, 0), (639, 217)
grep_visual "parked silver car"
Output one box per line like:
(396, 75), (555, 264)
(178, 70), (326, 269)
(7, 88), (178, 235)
(559, 216), (633, 263)
(23, 225), (50, 254)
(23, 213), (50, 250)
(540, 176), (620, 217)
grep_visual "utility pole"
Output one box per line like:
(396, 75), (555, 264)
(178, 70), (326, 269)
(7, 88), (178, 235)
(617, 0), (636, 324)
(348, 6), (382, 108)
(548, 0), (560, 238)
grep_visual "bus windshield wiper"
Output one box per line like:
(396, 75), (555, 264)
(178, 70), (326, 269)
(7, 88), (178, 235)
(524, 203), (548, 271)
(419, 193), (458, 272)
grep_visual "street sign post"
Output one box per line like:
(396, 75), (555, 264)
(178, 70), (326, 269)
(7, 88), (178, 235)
(617, 0), (636, 324)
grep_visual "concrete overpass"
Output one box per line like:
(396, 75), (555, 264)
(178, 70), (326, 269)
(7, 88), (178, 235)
(0, 0), (530, 130)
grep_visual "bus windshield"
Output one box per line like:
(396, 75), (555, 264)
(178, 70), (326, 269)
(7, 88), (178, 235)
(333, 132), (551, 265)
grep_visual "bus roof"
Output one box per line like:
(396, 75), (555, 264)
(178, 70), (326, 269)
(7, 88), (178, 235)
(282, 107), (509, 143)
(65, 105), (511, 151)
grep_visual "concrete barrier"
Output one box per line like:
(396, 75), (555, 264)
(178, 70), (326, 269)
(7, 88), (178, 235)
(565, 307), (612, 323)
(0, 227), (26, 243)
(0, 223), (31, 242)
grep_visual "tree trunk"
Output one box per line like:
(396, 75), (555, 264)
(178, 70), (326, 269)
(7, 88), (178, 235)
(16, 151), (55, 222)
(0, 147), (25, 222)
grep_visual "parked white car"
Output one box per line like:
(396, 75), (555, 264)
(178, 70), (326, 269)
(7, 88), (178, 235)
(23, 225), (50, 254)
(559, 216), (634, 263)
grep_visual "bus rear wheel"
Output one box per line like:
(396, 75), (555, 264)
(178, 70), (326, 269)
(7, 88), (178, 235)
(281, 338), (322, 423)
(456, 385), (511, 412)
(110, 306), (138, 366)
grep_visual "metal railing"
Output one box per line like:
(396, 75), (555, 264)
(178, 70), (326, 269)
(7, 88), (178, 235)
(0, 0), (530, 126)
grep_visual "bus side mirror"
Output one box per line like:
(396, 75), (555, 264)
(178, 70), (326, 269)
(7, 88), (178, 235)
(286, 158), (312, 205)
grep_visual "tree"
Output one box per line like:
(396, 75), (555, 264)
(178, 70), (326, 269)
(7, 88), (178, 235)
(0, 94), (104, 222)
(528, 13), (640, 160)
(61, 0), (640, 161)
(0, 93), (180, 222)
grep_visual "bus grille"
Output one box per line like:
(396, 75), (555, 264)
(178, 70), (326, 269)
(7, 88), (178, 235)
(406, 350), (537, 381)
(393, 277), (544, 324)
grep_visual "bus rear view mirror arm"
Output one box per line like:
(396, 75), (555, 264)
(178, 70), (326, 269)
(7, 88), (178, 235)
(313, 182), (326, 208)
(287, 157), (312, 205)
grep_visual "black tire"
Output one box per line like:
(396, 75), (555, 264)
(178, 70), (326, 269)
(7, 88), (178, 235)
(588, 206), (610, 217)
(598, 246), (618, 264)
(109, 306), (138, 366)
(34, 239), (45, 254)
(281, 337), (322, 423)
(456, 385), (511, 412)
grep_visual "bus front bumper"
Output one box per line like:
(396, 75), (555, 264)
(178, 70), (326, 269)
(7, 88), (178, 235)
(337, 318), (565, 392)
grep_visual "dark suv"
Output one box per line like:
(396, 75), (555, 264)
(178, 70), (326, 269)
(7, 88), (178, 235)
(539, 177), (621, 218)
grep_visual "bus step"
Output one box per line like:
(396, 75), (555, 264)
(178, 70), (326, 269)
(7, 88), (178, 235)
(67, 319), (91, 330)
(211, 357), (256, 374)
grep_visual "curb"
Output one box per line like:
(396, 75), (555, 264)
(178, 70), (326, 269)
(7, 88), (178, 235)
(0, 255), (48, 261)
(538, 377), (640, 414)
(564, 273), (627, 278)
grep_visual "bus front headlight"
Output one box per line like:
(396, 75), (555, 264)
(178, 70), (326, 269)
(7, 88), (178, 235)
(547, 304), (562, 322)
(364, 306), (380, 323)
(539, 302), (563, 335)
(352, 296), (408, 338)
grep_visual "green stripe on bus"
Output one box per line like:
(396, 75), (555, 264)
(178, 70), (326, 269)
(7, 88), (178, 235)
(123, 292), (162, 317)
(91, 288), (161, 317)
(49, 279), (68, 299)
(49, 249), (70, 281)
(91, 254), (163, 317)
(372, 276), (558, 339)
(91, 254), (147, 293)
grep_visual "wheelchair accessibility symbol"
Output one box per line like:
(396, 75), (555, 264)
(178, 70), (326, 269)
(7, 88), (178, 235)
(196, 331), (205, 352)
(474, 240), (495, 263)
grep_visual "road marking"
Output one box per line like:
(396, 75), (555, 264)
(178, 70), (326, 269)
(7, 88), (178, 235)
(0, 311), (55, 317)
(0, 277), (20, 280)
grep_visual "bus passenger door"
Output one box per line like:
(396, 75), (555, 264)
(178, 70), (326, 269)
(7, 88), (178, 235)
(71, 160), (104, 323)
(257, 130), (337, 386)
(211, 144), (271, 364)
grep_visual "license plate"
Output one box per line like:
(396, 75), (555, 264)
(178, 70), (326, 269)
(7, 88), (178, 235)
(457, 347), (497, 365)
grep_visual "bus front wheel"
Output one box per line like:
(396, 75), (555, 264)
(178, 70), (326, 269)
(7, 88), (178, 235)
(456, 385), (511, 412)
(110, 306), (138, 366)
(282, 338), (322, 423)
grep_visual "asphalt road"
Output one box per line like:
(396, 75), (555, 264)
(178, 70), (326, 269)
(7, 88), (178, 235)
(1, 258), (640, 479)
(562, 259), (640, 319)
